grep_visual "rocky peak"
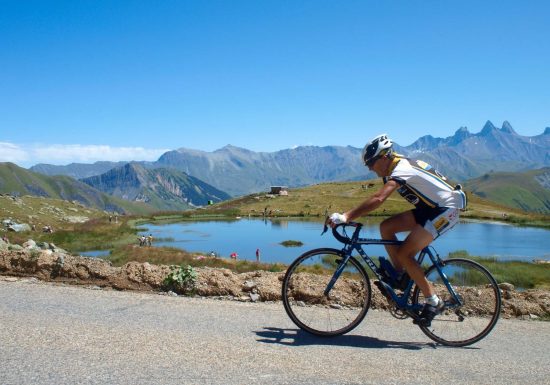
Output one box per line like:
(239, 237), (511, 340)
(501, 121), (517, 134)
(449, 126), (472, 145)
(409, 135), (444, 150)
(480, 120), (498, 136)
(544, 127), (550, 135)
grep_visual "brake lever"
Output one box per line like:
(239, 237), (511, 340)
(321, 217), (330, 235)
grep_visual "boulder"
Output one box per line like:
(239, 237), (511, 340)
(22, 240), (37, 249)
(7, 223), (31, 232)
(499, 282), (515, 291)
(63, 216), (89, 223)
(36, 242), (50, 250)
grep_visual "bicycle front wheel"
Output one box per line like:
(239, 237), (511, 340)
(412, 258), (501, 347)
(282, 248), (372, 336)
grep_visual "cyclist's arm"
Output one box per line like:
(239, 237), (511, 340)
(344, 180), (399, 222)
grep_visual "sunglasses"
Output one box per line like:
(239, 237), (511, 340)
(365, 156), (382, 168)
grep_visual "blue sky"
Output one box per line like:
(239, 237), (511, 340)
(1, 1), (549, 167)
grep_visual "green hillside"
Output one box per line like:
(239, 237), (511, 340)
(186, 179), (549, 227)
(0, 194), (104, 232)
(0, 162), (153, 215)
(465, 168), (550, 214)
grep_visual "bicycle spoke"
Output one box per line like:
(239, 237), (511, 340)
(282, 249), (371, 336)
(413, 258), (501, 346)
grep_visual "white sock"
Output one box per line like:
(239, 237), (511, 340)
(425, 295), (440, 306)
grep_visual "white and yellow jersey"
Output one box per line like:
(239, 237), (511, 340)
(383, 157), (467, 210)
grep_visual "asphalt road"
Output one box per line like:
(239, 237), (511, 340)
(1, 277), (549, 385)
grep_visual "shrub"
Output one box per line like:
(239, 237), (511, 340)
(163, 264), (198, 295)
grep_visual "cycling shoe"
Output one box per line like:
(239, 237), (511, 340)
(413, 301), (445, 327)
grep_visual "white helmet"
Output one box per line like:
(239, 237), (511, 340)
(362, 134), (393, 166)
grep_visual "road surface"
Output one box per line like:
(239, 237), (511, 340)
(1, 277), (549, 385)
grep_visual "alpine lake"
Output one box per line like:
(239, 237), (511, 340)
(81, 218), (550, 265)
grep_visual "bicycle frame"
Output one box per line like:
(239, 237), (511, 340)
(324, 223), (464, 313)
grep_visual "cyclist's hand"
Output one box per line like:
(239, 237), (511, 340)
(328, 212), (348, 228)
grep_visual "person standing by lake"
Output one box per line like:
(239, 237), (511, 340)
(328, 134), (467, 326)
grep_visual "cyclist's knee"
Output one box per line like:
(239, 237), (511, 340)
(379, 218), (395, 239)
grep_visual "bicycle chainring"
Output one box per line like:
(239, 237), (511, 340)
(390, 307), (409, 320)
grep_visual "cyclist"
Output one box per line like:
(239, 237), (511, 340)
(328, 134), (467, 326)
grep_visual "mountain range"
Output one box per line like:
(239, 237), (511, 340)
(30, 121), (549, 198)
(0, 162), (229, 213)
(23, 120), (550, 214)
(404, 121), (550, 179)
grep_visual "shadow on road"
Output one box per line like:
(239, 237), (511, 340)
(255, 327), (435, 350)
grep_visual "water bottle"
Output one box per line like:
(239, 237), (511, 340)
(378, 257), (398, 282)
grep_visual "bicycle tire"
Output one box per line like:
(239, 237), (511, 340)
(282, 248), (372, 336)
(412, 258), (501, 347)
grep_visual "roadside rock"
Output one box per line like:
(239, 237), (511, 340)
(499, 282), (515, 291)
(0, 247), (548, 320)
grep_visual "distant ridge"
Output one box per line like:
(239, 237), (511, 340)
(0, 162), (150, 214)
(30, 161), (130, 179)
(155, 144), (369, 196)
(154, 121), (548, 195)
(80, 163), (230, 211)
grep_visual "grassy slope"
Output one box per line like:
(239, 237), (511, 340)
(465, 168), (550, 214)
(0, 162), (153, 215)
(191, 179), (549, 227)
(0, 195), (143, 253)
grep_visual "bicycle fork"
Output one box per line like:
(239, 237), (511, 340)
(429, 258), (465, 308)
(323, 252), (352, 296)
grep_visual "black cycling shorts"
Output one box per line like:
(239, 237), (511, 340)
(412, 207), (447, 226)
(412, 206), (460, 240)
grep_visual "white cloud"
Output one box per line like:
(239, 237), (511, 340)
(0, 142), (30, 163)
(0, 142), (169, 167)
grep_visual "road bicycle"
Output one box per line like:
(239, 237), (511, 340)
(281, 222), (501, 347)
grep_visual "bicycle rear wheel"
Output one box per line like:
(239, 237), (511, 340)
(412, 258), (501, 347)
(282, 248), (372, 336)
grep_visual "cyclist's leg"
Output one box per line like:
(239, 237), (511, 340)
(379, 210), (416, 271)
(395, 225), (435, 297)
(380, 211), (436, 297)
